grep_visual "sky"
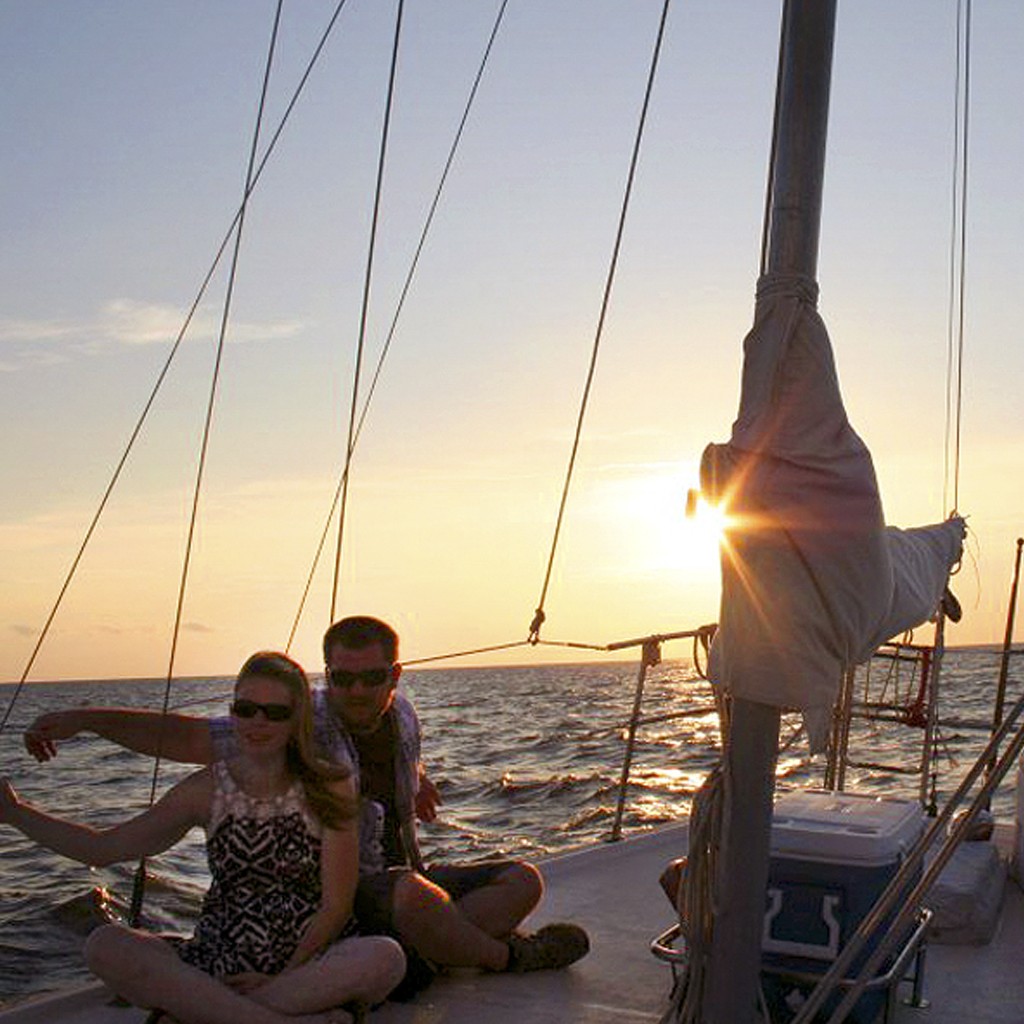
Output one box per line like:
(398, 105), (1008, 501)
(1, 1), (1022, 684)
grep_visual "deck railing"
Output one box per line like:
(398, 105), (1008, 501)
(606, 625), (717, 841)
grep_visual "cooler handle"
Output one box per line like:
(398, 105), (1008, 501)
(762, 889), (840, 961)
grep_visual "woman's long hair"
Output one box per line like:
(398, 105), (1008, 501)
(236, 651), (355, 829)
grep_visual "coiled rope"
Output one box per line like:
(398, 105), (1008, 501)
(657, 763), (724, 1024)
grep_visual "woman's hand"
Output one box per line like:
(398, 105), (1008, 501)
(224, 972), (272, 994)
(0, 778), (22, 822)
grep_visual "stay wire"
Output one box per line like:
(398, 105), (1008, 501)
(529, 0), (672, 642)
(129, 0), (285, 926)
(286, 0), (509, 653)
(943, 0), (971, 516)
(0, 0), (353, 736)
(942, 2), (963, 515)
(331, 0), (406, 623)
(952, 0), (972, 515)
(403, 636), (609, 668)
(758, 0), (789, 278)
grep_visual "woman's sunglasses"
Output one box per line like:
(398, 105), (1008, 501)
(231, 698), (293, 722)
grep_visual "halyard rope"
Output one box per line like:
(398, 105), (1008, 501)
(529, 0), (673, 643)
(131, 0), (286, 924)
(287, 0), (510, 652)
(331, 0), (406, 623)
(944, 0), (972, 517)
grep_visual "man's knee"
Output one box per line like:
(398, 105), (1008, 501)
(392, 870), (447, 920)
(499, 861), (543, 910)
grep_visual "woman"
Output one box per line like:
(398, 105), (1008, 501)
(0, 652), (405, 1024)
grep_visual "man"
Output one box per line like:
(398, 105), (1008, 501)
(24, 616), (590, 995)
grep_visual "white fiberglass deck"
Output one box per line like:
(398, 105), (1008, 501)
(3, 822), (1023, 1024)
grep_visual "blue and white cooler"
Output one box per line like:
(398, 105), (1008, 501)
(760, 790), (925, 1023)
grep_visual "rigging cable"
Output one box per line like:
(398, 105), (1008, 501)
(758, 0), (790, 278)
(287, 0), (510, 652)
(529, 0), (673, 644)
(330, 0), (406, 623)
(403, 625), (715, 670)
(129, 2), (286, 926)
(403, 636), (608, 669)
(943, 0), (972, 517)
(0, 0), (354, 736)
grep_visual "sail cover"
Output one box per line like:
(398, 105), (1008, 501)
(702, 274), (964, 751)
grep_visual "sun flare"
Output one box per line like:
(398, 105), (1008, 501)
(595, 469), (730, 580)
(686, 492), (732, 545)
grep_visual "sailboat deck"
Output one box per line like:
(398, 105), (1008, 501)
(0, 826), (681, 1024)
(3, 822), (1023, 1024)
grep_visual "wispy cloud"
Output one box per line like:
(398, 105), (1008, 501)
(0, 345), (74, 372)
(0, 319), (83, 343)
(0, 299), (307, 370)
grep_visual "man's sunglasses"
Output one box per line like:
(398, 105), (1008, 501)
(231, 698), (293, 722)
(327, 667), (393, 690)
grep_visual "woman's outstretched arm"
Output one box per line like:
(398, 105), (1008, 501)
(24, 708), (215, 764)
(0, 768), (211, 866)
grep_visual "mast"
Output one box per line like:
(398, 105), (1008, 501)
(702, 3), (837, 1022)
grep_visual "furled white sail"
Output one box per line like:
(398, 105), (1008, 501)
(701, 274), (964, 750)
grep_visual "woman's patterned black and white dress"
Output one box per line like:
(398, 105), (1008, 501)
(176, 761), (345, 977)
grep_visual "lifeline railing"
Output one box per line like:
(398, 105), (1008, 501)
(825, 537), (1024, 815)
(606, 625), (718, 842)
(824, 622), (947, 810)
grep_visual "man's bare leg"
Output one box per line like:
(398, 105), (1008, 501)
(452, 862), (543, 938)
(391, 873), (511, 970)
(390, 868), (587, 974)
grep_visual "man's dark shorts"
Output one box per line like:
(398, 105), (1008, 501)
(354, 860), (517, 1000)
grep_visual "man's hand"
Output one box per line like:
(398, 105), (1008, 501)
(24, 712), (82, 763)
(415, 773), (442, 822)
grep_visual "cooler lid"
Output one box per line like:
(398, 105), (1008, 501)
(771, 790), (924, 865)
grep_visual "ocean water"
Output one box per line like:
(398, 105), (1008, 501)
(0, 648), (1019, 1007)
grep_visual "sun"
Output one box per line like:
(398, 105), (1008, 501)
(592, 468), (729, 579)
(686, 490), (732, 544)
